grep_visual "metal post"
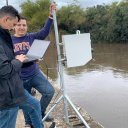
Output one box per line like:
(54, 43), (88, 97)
(6, 0), (8, 6)
(51, 0), (69, 123)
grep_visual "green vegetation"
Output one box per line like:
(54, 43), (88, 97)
(20, 0), (128, 43)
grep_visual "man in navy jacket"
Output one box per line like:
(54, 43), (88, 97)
(0, 5), (27, 128)
(0, 5), (45, 128)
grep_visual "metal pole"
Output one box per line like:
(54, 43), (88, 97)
(51, 0), (69, 123)
(6, 0), (8, 6)
(65, 95), (90, 128)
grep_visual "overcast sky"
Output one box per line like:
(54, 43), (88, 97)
(56, 0), (121, 8)
(0, 0), (122, 11)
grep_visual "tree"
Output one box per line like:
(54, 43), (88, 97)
(20, 0), (128, 43)
(20, 0), (50, 32)
(57, 5), (86, 34)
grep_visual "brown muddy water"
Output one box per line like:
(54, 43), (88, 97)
(40, 43), (128, 128)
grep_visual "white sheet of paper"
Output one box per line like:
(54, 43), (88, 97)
(62, 33), (92, 68)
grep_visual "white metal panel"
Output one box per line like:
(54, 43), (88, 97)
(62, 33), (92, 68)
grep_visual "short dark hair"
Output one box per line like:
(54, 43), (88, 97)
(20, 16), (27, 21)
(0, 5), (20, 21)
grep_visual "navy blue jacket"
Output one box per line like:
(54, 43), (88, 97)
(0, 27), (26, 110)
(12, 18), (53, 80)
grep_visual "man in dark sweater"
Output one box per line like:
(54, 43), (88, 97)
(12, 2), (56, 126)
(0, 5), (45, 128)
(0, 5), (27, 128)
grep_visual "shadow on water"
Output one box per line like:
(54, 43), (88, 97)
(40, 43), (128, 128)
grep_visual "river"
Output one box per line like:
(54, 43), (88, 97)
(40, 43), (128, 128)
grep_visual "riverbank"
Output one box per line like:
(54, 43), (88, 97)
(16, 80), (104, 128)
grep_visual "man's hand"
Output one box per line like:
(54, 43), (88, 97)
(49, 2), (57, 19)
(15, 54), (28, 62)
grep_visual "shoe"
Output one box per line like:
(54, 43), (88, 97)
(49, 122), (56, 128)
(25, 124), (34, 128)
(43, 115), (54, 122)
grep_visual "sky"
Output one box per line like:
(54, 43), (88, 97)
(56, 0), (121, 8)
(0, 0), (122, 11)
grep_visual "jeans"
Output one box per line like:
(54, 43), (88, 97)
(0, 107), (18, 128)
(20, 90), (43, 128)
(23, 71), (55, 117)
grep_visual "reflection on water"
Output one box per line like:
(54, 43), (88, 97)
(40, 43), (128, 128)
(65, 43), (128, 78)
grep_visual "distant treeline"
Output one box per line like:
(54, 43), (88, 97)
(21, 0), (128, 43)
